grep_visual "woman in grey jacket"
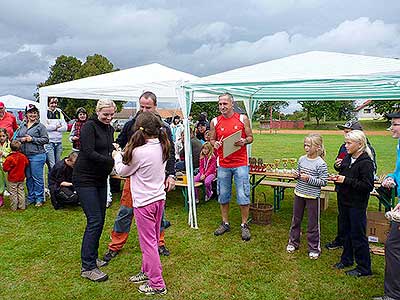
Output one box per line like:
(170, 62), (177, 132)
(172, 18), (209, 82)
(15, 104), (49, 207)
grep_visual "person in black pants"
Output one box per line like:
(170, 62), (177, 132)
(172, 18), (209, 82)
(326, 120), (377, 250)
(72, 99), (116, 282)
(373, 112), (400, 300)
(331, 130), (374, 277)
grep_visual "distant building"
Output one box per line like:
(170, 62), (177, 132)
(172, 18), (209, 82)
(354, 100), (383, 120)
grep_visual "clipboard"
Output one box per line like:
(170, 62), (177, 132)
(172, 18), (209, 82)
(222, 130), (242, 158)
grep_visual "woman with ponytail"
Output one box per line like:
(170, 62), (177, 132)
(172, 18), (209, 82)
(113, 111), (170, 295)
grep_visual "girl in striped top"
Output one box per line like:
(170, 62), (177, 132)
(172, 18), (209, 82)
(286, 133), (328, 259)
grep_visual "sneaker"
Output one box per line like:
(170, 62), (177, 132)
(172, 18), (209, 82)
(214, 222), (231, 236)
(103, 249), (118, 262)
(3, 190), (10, 197)
(129, 271), (149, 284)
(158, 245), (170, 256)
(138, 282), (167, 295)
(241, 223), (251, 241)
(205, 192), (213, 202)
(309, 252), (319, 260)
(372, 296), (397, 300)
(333, 262), (352, 269)
(325, 240), (343, 250)
(96, 258), (108, 268)
(81, 268), (108, 282)
(35, 202), (43, 207)
(345, 268), (371, 277)
(286, 244), (296, 253)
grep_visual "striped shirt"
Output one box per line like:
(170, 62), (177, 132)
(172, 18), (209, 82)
(294, 155), (328, 199)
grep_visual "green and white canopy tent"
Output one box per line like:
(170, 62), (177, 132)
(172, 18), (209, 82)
(179, 51), (400, 228)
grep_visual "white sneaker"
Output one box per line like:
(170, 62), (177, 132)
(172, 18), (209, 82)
(286, 244), (296, 253)
(106, 199), (112, 208)
(309, 252), (319, 260)
(3, 190), (10, 197)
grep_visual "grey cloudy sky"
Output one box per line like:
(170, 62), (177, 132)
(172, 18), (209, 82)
(1, 0), (400, 111)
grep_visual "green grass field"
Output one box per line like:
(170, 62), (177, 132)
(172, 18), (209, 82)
(0, 131), (396, 300)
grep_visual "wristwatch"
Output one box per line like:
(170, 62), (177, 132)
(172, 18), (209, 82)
(168, 174), (177, 180)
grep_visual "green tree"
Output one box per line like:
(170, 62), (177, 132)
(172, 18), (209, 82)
(371, 100), (400, 116)
(190, 102), (220, 122)
(299, 100), (355, 125)
(37, 54), (124, 118)
(255, 101), (288, 119)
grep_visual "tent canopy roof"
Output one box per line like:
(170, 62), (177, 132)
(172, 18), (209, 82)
(185, 51), (400, 101)
(39, 63), (199, 102)
(0, 94), (37, 109)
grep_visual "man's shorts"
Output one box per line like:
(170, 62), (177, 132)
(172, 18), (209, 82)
(217, 165), (250, 205)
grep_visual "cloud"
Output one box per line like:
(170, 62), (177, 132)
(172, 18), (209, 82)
(169, 17), (400, 75)
(0, 51), (49, 76)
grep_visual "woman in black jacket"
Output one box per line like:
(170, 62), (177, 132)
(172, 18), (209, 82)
(73, 99), (116, 282)
(331, 130), (374, 277)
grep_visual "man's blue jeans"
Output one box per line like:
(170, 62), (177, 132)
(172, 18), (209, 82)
(26, 153), (46, 204)
(45, 142), (63, 170)
(77, 186), (107, 271)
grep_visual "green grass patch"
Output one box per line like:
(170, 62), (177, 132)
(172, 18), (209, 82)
(0, 132), (394, 299)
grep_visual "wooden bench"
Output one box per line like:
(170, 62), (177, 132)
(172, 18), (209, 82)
(259, 180), (382, 212)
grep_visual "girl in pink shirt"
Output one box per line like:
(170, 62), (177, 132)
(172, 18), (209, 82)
(194, 142), (217, 202)
(114, 111), (170, 296)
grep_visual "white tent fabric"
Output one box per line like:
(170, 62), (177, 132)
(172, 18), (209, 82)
(179, 51), (400, 226)
(38, 63), (200, 122)
(0, 94), (37, 109)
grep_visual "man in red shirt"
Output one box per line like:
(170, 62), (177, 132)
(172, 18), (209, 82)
(209, 93), (253, 241)
(0, 102), (18, 139)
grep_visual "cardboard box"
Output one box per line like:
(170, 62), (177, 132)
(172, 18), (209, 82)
(367, 211), (390, 244)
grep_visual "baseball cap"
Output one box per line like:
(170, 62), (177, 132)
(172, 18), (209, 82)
(25, 103), (39, 113)
(386, 111), (400, 119)
(0, 101), (4, 108)
(337, 120), (363, 131)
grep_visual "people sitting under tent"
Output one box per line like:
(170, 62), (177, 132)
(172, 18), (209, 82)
(175, 126), (202, 173)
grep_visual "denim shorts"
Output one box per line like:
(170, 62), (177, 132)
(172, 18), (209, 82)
(217, 166), (250, 205)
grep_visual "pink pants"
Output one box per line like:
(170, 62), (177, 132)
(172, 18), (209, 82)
(194, 173), (215, 200)
(134, 200), (166, 289)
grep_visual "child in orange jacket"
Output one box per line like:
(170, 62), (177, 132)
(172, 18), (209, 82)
(3, 140), (29, 210)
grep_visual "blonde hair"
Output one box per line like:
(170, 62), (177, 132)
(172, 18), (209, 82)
(96, 99), (116, 112)
(305, 133), (326, 159)
(200, 142), (214, 159)
(345, 130), (373, 160)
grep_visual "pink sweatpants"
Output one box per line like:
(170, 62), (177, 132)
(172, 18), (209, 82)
(194, 173), (215, 200)
(134, 200), (166, 289)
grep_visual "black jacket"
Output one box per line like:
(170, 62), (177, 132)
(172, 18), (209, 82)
(49, 159), (73, 192)
(72, 117), (115, 187)
(116, 114), (175, 176)
(334, 152), (374, 209)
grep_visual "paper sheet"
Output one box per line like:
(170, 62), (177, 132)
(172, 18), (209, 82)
(222, 130), (242, 158)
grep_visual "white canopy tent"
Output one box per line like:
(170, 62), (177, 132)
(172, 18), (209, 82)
(0, 94), (37, 109)
(178, 51), (400, 228)
(38, 63), (202, 122)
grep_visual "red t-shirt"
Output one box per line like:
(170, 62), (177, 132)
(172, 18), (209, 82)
(0, 112), (18, 139)
(213, 112), (248, 168)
